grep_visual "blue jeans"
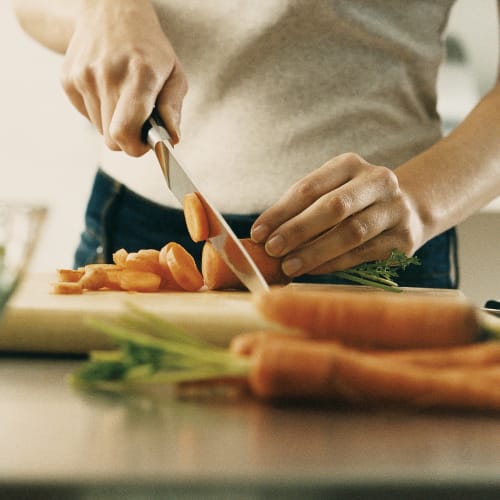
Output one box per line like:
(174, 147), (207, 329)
(74, 169), (459, 289)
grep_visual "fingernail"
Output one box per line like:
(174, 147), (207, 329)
(282, 257), (302, 276)
(265, 234), (286, 256)
(251, 224), (269, 243)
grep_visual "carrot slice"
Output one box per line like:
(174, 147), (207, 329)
(202, 238), (289, 290)
(119, 270), (161, 292)
(183, 192), (210, 242)
(158, 244), (186, 290)
(52, 281), (84, 295)
(124, 250), (163, 275)
(255, 287), (479, 349)
(80, 267), (108, 290)
(163, 242), (204, 292)
(112, 248), (128, 267)
(56, 268), (84, 283)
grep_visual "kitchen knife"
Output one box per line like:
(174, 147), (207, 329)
(142, 109), (269, 294)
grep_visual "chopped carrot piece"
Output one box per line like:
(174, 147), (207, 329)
(52, 281), (84, 295)
(119, 270), (161, 292)
(163, 242), (204, 292)
(112, 248), (128, 267)
(56, 268), (84, 283)
(183, 192), (210, 242)
(125, 249), (163, 275)
(80, 267), (108, 290)
(103, 268), (124, 290)
(158, 244), (185, 290)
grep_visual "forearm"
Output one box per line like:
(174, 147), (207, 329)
(396, 82), (500, 243)
(13, 0), (79, 53)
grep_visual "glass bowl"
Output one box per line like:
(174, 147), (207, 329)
(0, 202), (47, 319)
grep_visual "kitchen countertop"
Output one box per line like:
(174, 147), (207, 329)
(2, 355), (500, 499)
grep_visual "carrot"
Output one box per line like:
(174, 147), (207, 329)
(52, 281), (84, 295)
(183, 192), (210, 242)
(112, 248), (128, 267)
(232, 332), (500, 410)
(163, 242), (204, 292)
(124, 249), (163, 275)
(369, 342), (500, 369)
(202, 238), (290, 290)
(80, 267), (108, 290)
(254, 287), (479, 349)
(119, 270), (161, 292)
(56, 268), (84, 283)
(157, 243), (188, 290)
(102, 268), (123, 290)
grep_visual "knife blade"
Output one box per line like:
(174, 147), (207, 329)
(142, 109), (269, 294)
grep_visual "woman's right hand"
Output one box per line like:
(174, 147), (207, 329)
(60, 0), (187, 156)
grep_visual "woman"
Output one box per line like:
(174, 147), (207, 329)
(13, 0), (500, 288)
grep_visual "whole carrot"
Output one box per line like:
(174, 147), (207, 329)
(231, 332), (500, 410)
(255, 287), (479, 349)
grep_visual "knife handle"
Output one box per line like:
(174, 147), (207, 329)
(141, 108), (170, 148)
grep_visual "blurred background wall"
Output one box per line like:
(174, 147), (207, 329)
(0, 0), (498, 306)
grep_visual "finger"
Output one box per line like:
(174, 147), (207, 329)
(66, 67), (103, 134)
(108, 71), (159, 157)
(251, 153), (368, 243)
(156, 61), (188, 144)
(280, 202), (398, 277)
(263, 171), (391, 258)
(99, 84), (121, 151)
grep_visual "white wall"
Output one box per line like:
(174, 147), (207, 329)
(0, 2), (98, 271)
(0, 1), (499, 305)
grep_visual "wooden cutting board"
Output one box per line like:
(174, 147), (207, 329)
(0, 273), (465, 354)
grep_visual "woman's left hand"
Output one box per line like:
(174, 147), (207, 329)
(251, 152), (425, 277)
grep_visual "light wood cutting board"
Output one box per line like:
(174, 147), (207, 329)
(0, 273), (465, 354)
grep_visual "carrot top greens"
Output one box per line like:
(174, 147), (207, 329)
(70, 304), (251, 387)
(332, 249), (420, 292)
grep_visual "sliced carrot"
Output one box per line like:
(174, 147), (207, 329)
(183, 192), (210, 242)
(232, 332), (500, 410)
(56, 268), (84, 283)
(80, 267), (108, 290)
(103, 268), (124, 290)
(119, 270), (161, 292)
(124, 250), (163, 275)
(163, 242), (204, 292)
(202, 238), (289, 290)
(158, 244), (186, 290)
(255, 287), (479, 349)
(112, 248), (128, 267)
(83, 263), (121, 271)
(52, 281), (84, 295)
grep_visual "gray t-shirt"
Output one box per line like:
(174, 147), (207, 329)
(100, 0), (456, 213)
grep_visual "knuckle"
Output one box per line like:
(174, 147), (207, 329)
(345, 218), (370, 245)
(375, 166), (399, 190)
(339, 151), (363, 165)
(292, 179), (319, 204)
(325, 192), (352, 218)
(128, 55), (155, 82)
